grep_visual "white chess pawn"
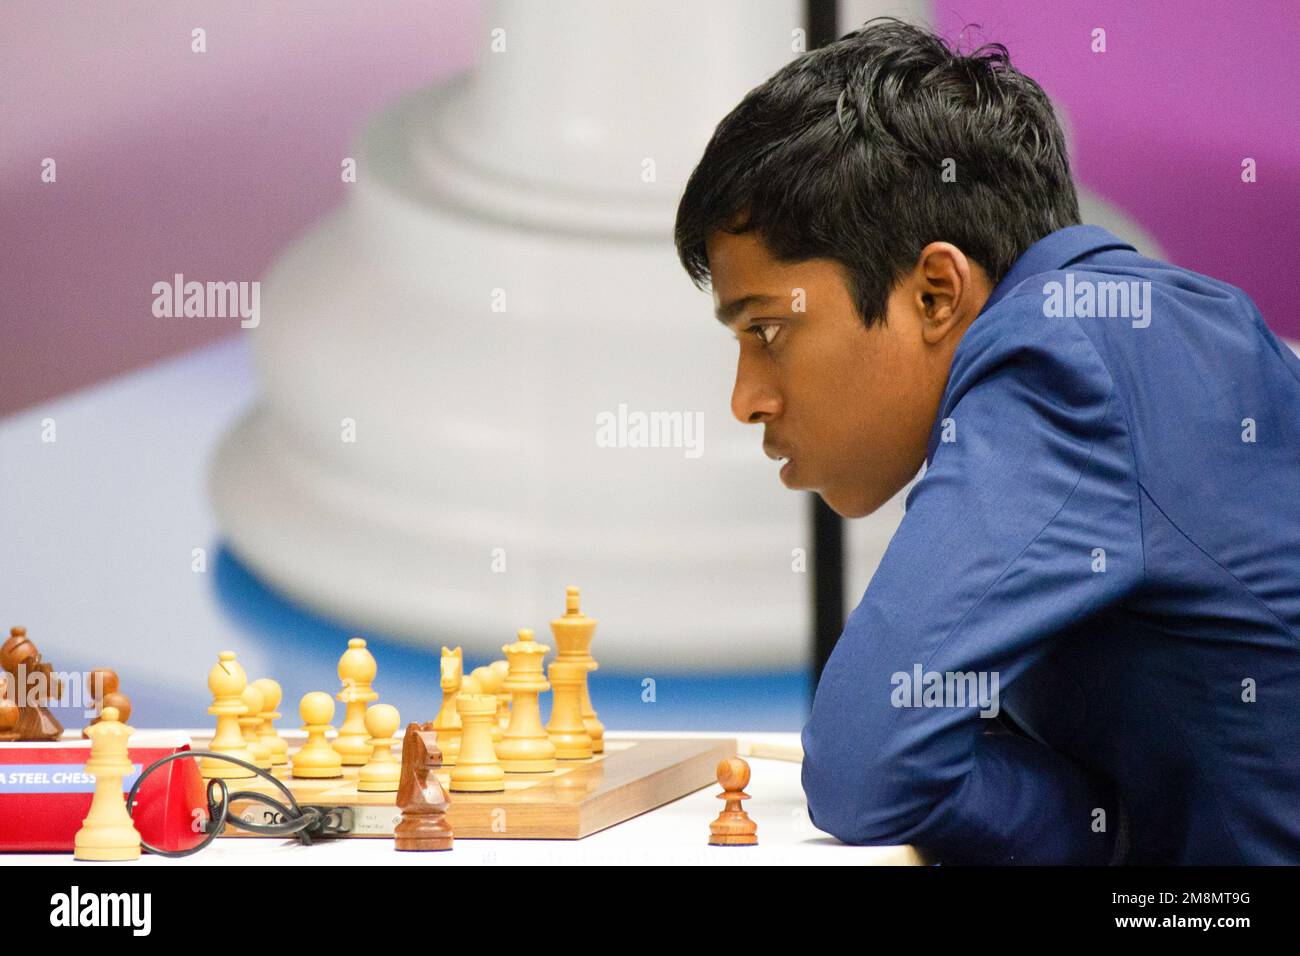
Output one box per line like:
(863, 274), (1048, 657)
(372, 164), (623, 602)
(239, 684), (273, 770)
(489, 659), (511, 728)
(470, 664), (504, 745)
(358, 704), (402, 792)
(292, 691), (344, 779)
(251, 677), (290, 766)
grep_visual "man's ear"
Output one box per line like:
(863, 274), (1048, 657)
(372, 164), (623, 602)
(914, 242), (976, 345)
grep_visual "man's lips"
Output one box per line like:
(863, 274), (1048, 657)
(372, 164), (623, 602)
(764, 443), (795, 485)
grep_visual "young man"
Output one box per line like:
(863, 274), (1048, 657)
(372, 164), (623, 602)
(674, 19), (1300, 864)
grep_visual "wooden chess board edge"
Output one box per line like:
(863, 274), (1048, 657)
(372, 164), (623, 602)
(576, 736), (736, 838)
(215, 736), (737, 841)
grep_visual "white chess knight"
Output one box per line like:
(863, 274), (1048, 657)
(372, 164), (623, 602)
(210, 0), (813, 668)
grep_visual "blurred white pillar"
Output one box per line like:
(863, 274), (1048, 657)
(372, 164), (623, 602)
(211, 0), (809, 668)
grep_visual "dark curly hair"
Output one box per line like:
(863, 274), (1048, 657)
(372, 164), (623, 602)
(674, 18), (1080, 326)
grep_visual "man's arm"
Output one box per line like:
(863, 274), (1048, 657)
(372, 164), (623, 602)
(801, 307), (1143, 864)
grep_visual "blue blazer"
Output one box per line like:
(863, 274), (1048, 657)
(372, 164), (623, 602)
(801, 225), (1300, 864)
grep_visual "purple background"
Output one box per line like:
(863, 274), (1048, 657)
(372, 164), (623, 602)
(934, 0), (1299, 341)
(3, 0), (1296, 414)
(2, 0), (478, 412)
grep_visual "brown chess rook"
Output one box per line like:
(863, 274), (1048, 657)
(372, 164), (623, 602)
(708, 757), (759, 846)
(394, 721), (454, 851)
(0, 627), (64, 741)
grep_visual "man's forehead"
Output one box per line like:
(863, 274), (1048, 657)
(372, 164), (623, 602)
(708, 232), (847, 325)
(705, 228), (773, 275)
(708, 231), (790, 324)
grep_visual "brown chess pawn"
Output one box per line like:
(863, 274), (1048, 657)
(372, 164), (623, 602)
(0, 627), (63, 741)
(394, 722), (454, 851)
(101, 692), (131, 723)
(83, 668), (132, 738)
(708, 757), (758, 846)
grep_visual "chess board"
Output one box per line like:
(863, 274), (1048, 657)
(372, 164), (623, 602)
(188, 733), (736, 840)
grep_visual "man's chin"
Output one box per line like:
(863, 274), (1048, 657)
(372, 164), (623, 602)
(784, 468), (880, 519)
(816, 487), (876, 520)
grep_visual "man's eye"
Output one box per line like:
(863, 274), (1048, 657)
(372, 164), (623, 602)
(747, 324), (781, 346)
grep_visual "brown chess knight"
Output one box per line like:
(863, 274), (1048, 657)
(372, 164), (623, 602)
(0, 627), (64, 741)
(394, 722), (453, 851)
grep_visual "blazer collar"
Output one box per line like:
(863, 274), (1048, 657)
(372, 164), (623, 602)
(984, 224), (1137, 311)
(920, 225), (1138, 471)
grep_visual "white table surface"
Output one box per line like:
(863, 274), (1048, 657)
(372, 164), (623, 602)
(11, 731), (921, 866)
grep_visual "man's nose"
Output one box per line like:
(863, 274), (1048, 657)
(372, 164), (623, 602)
(731, 357), (780, 425)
